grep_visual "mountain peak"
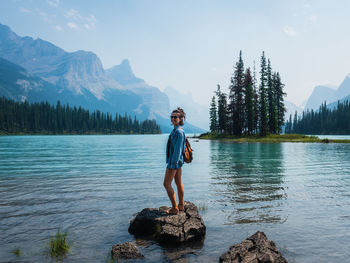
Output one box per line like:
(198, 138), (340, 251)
(0, 23), (12, 33)
(121, 58), (131, 66)
(106, 59), (144, 85)
(336, 73), (350, 99)
(0, 23), (8, 30)
(305, 85), (337, 110)
(0, 23), (19, 41)
(118, 59), (133, 76)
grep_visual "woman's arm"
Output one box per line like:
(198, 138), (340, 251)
(169, 130), (185, 168)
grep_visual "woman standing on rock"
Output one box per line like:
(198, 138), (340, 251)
(164, 107), (186, 215)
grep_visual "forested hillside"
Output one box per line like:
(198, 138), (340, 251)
(285, 100), (350, 134)
(0, 97), (161, 135)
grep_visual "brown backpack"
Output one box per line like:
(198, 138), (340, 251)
(183, 138), (193, 163)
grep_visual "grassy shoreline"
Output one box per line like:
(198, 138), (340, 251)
(198, 133), (350, 143)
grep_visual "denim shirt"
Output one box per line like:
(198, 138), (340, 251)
(166, 126), (186, 169)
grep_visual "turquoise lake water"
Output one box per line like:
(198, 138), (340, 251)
(1, 135), (350, 262)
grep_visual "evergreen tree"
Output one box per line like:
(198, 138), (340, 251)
(253, 60), (259, 134)
(259, 51), (268, 136)
(216, 85), (228, 134)
(285, 114), (292, 133)
(244, 68), (254, 135)
(267, 60), (277, 133)
(293, 111), (298, 133)
(209, 96), (218, 132)
(229, 50), (245, 135)
(274, 72), (286, 133)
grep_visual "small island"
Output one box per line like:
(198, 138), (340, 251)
(207, 51), (350, 143)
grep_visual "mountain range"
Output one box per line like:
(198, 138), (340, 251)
(3, 22), (347, 131)
(0, 23), (207, 133)
(305, 74), (350, 111)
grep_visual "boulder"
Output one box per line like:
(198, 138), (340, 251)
(111, 242), (144, 260)
(128, 201), (206, 244)
(219, 231), (288, 263)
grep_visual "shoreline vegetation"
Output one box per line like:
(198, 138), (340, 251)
(0, 131), (160, 136)
(0, 97), (161, 135)
(198, 132), (350, 143)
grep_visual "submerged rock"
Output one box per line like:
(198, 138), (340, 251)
(111, 242), (144, 260)
(128, 201), (206, 244)
(220, 231), (288, 263)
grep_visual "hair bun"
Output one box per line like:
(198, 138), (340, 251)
(176, 107), (186, 119)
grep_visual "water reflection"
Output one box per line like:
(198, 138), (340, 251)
(134, 237), (204, 263)
(210, 142), (287, 224)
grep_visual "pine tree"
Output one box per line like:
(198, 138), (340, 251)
(293, 111), (298, 133)
(274, 72), (286, 133)
(285, 114), (292, 133)
(244, 68), (254, 135)
(216, 85), (228, 134)
(253, 61), (259, 134)
(267, 60), (277, 133)
(209, 96), (218, 132)
(229, 50), (245, 135)
(259, 51), (268, 136)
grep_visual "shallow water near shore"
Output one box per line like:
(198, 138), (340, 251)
(1, 134), (350, 262)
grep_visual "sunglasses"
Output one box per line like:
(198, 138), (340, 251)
(170, 116), (179, 119)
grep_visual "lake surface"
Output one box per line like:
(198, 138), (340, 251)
(1, 135), (350, 262)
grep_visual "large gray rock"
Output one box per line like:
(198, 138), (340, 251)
(220, 231), (288, 263)
(111, 242), (144, 260)
(128, 201), (206, 244)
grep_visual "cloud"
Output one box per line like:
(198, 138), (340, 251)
(65, 8), (82, 20)
(67, 22), (79, 30)
(47, 0), (59, 8)
(64, 9), (96, 30)
(283, 26), (297, 37)
(20, 7), (32, 13)
(55, 25), (63, 31)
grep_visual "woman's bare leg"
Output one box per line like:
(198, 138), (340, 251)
(163, 168), (178, 213)
(174, 168), (184, 210)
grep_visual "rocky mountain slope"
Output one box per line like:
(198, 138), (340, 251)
(305, 74), (350, 110)
(0, 23), (205, 133)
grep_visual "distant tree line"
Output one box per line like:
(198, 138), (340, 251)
(209, 51), (286, 136)
(285, 100), (350, 134)
(0, 97), (161, 134)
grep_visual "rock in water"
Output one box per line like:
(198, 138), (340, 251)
(111, 242), (144, 260)
(128, 201), (206, 244)
(220, 231), (288, 263)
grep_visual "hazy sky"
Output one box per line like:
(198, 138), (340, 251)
(1, 0), (350, 107)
